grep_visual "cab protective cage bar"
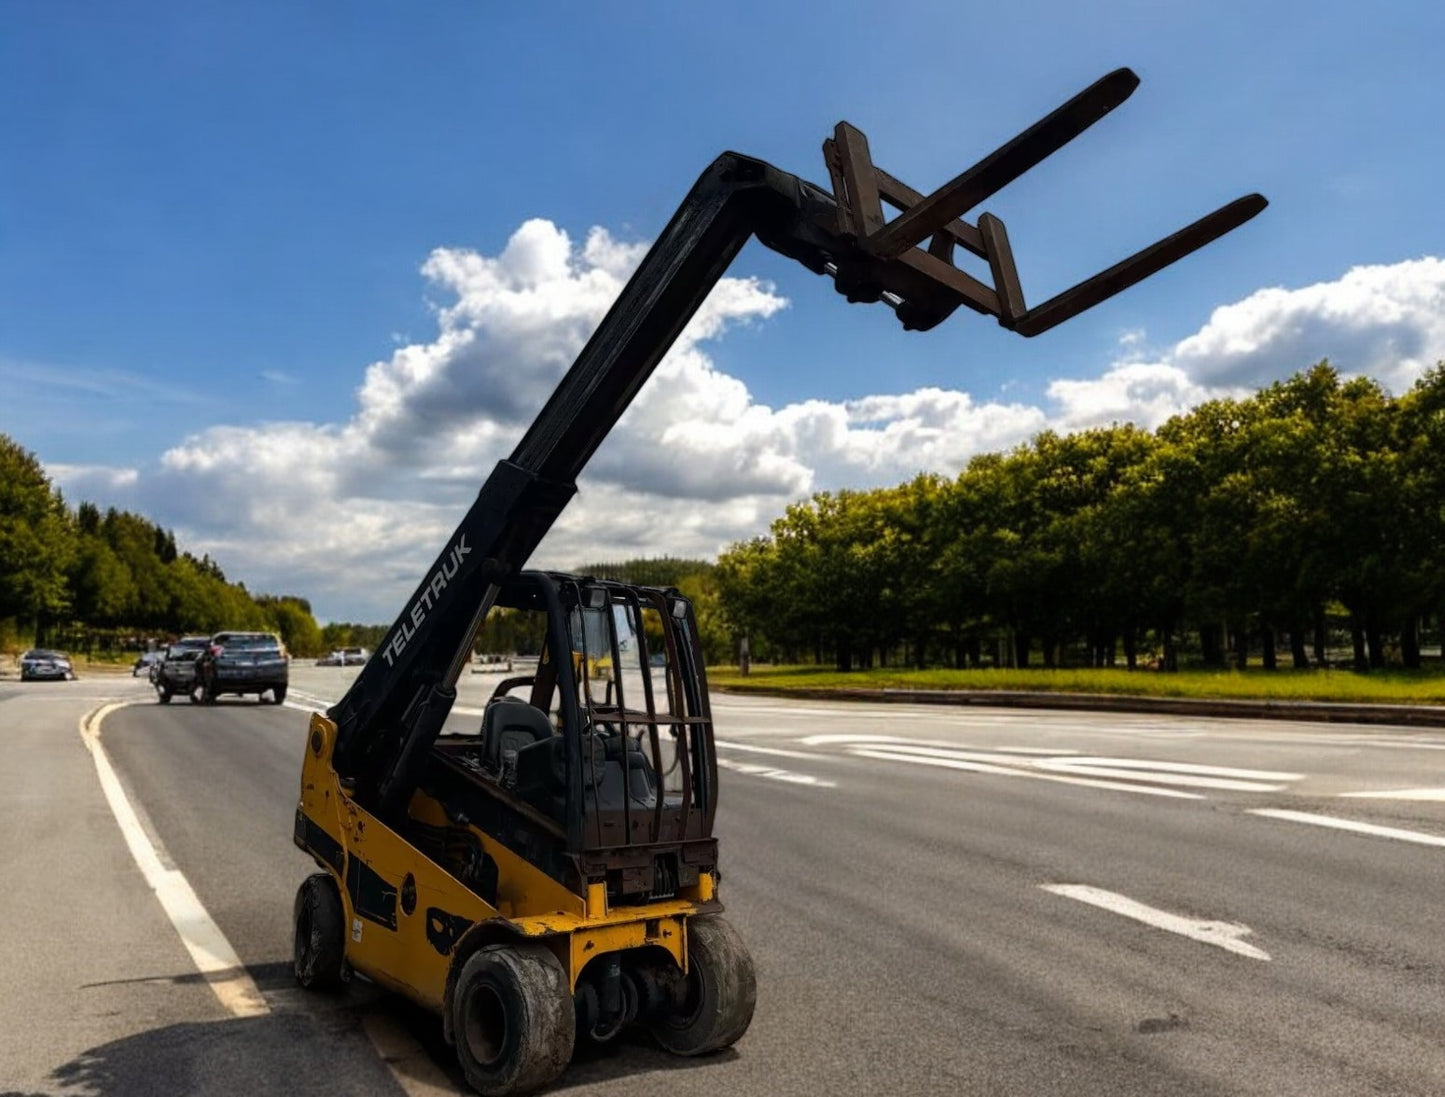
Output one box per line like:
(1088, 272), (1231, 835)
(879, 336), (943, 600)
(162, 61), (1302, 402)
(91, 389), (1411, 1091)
(327, 66), (1267, 819)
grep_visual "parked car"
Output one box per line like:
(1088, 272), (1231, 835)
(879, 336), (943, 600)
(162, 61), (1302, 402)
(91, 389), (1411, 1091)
(152, 636), (211, 703)
(193, 631), (289, 704)
(19, 649), (75, 681)
(132, 650), (165, 676)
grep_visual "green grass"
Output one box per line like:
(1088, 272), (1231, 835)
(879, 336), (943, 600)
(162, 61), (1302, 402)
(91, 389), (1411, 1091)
(706, 664), (1445, 705)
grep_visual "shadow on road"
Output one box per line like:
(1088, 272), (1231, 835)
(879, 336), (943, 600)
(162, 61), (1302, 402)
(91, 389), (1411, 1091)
(0, 1011), (399, 1097)
(6, 965), (738, 1097)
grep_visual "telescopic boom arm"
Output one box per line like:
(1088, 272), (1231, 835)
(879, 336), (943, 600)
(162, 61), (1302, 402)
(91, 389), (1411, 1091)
(327, 68), (1267, 812)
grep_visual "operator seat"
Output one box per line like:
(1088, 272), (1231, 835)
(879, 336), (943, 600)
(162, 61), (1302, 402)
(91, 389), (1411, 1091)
(481, 695), (554, 772)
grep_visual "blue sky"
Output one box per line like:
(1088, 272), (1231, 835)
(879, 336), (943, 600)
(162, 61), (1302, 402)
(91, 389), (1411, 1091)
(3, 2), (1443, 622)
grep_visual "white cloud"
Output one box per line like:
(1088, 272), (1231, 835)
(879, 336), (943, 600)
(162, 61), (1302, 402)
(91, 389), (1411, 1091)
(1163, 257), (1445, 393)
(44, 232), (1445, 623)
(47, 464), (139, 492)
(1045, 257), (1445, 431)
(1046, 363), (1220, 432)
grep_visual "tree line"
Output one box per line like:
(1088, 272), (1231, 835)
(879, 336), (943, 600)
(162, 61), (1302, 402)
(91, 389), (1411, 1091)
(714, 363), (1445, 673)
(0, 435), (327, 657)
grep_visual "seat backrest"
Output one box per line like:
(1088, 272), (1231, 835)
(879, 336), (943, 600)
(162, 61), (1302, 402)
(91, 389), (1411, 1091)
(481, 696), (554, 771)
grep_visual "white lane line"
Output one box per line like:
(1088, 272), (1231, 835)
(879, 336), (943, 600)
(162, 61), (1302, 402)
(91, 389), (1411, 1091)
(850, 748), (1200, 799)
(717, 757), (835, 788)
(1044, 757), (1301, 781)
(1031, 759), (1285, 792)
(79, 702), (269, 1017)
(1338, 787), (1445, 801)
(714, 739), (825, 761)
(1042, 884), (1270, 961)
(1249, 808), (1445, 848)
(800, 732), (1078, 754)
(866, 744), (1277, 790)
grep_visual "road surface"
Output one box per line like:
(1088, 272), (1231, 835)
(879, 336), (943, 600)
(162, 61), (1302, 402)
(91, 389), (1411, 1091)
(3, 665), (1444, 1095)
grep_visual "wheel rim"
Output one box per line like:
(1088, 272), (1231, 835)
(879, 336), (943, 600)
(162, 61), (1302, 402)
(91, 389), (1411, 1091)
(461, 982), (509, 1067)
(667, 965), (707, 1030)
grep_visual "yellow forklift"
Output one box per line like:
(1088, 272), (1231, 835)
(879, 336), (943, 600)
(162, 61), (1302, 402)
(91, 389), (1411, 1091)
(293, 68), (1265, 1095)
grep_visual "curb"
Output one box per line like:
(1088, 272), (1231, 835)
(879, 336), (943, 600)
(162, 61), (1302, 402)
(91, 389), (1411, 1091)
(712, 685), (1445, 728)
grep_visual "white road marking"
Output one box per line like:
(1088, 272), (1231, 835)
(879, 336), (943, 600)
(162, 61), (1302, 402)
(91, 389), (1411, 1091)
(800, 732), (1076, 754)
(1042, 884), (1271, 961)
(85, 698), (461, 1095)
(1338, 787), (1445, 801)
(1043, 757), (1301, 781)
(714, 739), (826, 761)
(800, 734), (1303, 797)
(1032, 758), (1287, 792)
(850, 748), (1201, 799)
(717, 757), (835, 788)
(1249, 808), (1445, 848)
(79, 702), (270, 1017)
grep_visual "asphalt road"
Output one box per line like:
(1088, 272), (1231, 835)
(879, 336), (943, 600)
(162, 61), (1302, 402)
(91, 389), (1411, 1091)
(4, 665), (1445, 1096)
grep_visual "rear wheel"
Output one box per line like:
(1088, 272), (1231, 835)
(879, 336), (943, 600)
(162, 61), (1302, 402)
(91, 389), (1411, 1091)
(293, 874), (346, 990)
(157, 688), (172, 704)
(271, 685), (288, 704)
(649, 916), (756, 1056)
(452, 944), (575, 1096)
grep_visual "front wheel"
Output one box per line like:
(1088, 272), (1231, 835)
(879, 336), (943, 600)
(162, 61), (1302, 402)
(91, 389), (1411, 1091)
(157, 688), (172, 705)
(452, 944), (575, 1097)
(271, 685), (288, 704)
(649, 916), (756, 1056)
(293, 874), (347, 990)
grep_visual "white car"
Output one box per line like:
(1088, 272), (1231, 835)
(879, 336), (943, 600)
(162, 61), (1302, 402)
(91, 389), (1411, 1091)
(20, 649), (75, 681)
(132, 650), (165, 676)
(318, 647), (369, 667)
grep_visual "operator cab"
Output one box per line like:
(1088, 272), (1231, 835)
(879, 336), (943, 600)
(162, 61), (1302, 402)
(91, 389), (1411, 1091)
(422, 571), (718, 906)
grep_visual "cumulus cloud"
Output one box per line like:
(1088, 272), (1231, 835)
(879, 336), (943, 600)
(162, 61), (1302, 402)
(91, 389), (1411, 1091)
(1044, 257), (1445, 432)
(44, 231), (1445, 622)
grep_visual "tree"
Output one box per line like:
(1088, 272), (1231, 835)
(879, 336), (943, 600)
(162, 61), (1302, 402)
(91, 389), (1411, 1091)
(0, 436), (74, 641)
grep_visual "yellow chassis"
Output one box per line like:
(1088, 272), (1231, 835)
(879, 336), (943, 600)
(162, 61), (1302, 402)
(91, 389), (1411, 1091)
(296, 713), (718, 1016)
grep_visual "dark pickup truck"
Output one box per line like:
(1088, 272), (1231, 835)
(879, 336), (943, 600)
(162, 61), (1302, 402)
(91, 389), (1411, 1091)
(194, 631), (289, 704)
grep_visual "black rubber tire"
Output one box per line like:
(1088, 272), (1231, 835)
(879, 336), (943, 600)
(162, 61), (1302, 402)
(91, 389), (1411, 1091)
(271, 684), (288, 704)
(157, 688), (172, 705)
(452, 943), (575, 1097)
(650, 916), (757, 1056)
(293, 873), (347, 990)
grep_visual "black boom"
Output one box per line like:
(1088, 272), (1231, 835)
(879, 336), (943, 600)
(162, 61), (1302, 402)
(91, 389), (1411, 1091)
(326, 68), (1267, 812)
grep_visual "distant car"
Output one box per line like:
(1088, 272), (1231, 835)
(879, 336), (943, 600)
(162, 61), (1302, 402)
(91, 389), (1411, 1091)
(19, 649), (74, 681)
(194, 631), (289, 705)
(152, 636), (211, 704)
(132, 650), (165, 677)
(318, 647), (369, 667)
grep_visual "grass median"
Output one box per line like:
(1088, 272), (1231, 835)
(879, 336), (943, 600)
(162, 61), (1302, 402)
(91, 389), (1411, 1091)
(706, 664), (1445, 706)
